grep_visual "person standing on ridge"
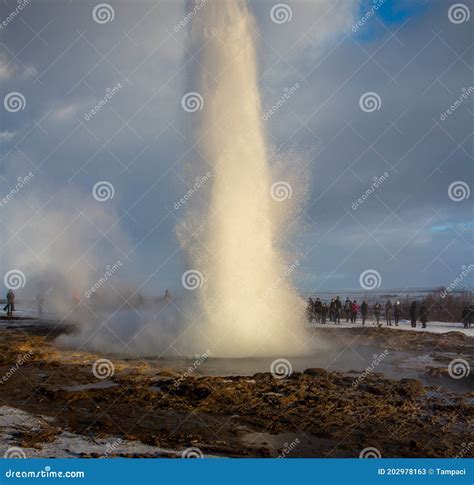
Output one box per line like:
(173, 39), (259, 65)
(410, 301), (417, 328)
(385, 300), (393, 326)
(361, 300), (368, 326)
(374, 302), (382, 326)
(321, 302), (327, 324)
(394, 301), (401, 327)
(351, 300), (359, 323)
(334, 296), (342, 325)
(306, 297), (314, 323)
(344, 298), (352, 322)
(419, 303), (428, 329)
(4, 289), (15, 317)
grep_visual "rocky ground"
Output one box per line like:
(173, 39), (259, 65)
(0, 319), (472, 458)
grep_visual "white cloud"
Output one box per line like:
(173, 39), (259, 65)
(51, 102), (83, 122)
(0, 131), (17, 142)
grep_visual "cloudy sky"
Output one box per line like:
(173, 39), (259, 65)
(0, 0), (472, 296)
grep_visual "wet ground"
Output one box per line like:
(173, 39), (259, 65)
(0, 318), (472, 458)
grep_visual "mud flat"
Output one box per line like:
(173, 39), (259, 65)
(0, 321), (472, 458)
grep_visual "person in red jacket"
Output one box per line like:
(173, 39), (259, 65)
(351, 300), (360, 323)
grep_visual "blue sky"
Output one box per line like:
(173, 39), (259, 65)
(0, 0), (472, 296)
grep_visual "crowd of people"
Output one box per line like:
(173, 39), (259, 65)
(2, 287), (473, 330)
(306, 296), (473, 329)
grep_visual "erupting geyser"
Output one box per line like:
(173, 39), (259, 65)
(181, 0), (309, 357)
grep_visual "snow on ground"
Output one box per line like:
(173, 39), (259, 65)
(309, 319), (474, 337)
(0, 406), (188, 458)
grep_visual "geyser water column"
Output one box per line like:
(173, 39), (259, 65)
(182, 0), (309, 358)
